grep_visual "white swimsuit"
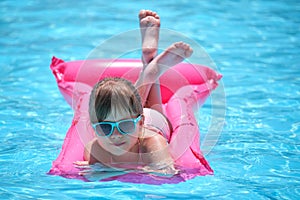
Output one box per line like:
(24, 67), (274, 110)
(143, 108), (171, 142)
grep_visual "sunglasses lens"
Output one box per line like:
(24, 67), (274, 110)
(95, 124), (112, 136)
(93, 116), (140, 137)
(119, 120), (135, 134)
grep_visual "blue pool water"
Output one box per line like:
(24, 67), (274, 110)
(1, 0), (299, 199)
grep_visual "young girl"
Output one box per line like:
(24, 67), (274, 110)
(76, 10), (194, 176)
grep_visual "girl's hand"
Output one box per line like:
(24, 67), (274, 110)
(73, 161), (90, 168)
(73, 161), (94, 176)
(73, 161), (134, 181)
(140, 165), (179, 178)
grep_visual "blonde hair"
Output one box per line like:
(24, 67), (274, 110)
(89, 77), (143, 123)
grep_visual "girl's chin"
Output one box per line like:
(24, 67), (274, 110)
(108, 145), (131, 156)
(101, 140), (138, 156)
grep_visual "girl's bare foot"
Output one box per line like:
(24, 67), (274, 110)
(139, 10), (160, 65)
(145, 42), (193, 79)
(137, 41), (193, 108)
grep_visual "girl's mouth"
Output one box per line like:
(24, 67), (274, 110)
(113, 142), (126, 146)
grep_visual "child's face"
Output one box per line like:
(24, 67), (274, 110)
(96, 107), (141, 156)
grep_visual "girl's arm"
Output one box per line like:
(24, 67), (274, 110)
(141, 133), (178, 176)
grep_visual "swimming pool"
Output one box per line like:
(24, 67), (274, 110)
(1, 0), (299, 199)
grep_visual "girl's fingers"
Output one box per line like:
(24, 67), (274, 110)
(73, 161), (90, 169)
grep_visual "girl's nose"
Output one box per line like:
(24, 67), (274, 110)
(110, 127), (123, 138)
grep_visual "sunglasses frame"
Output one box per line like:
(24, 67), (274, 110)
(92, 115), (142, 137)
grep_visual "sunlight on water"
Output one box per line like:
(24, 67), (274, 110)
(0, 0), (299, 199)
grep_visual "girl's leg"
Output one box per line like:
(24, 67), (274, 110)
(138, 10), (162, 112)
(137, 11), (193, 113)
(139, 10), (160, 65)
(136, 42), (193, 112)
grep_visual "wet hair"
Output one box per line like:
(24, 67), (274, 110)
(89, 77), (143, 123)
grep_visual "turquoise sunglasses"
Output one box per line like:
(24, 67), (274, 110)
(92, 115), (142, 137)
